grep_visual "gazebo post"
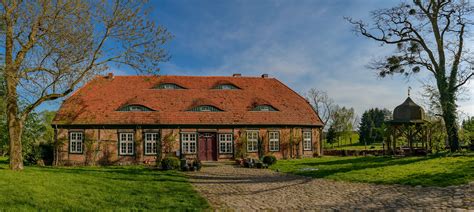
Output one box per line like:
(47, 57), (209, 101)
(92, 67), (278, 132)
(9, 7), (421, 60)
(387, 96), (429, 156)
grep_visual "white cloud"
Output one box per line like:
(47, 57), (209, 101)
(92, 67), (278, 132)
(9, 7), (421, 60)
(157, 0), (474, 117)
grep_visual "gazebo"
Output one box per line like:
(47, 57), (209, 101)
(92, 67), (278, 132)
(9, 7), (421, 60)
(386, 94), (430, 155)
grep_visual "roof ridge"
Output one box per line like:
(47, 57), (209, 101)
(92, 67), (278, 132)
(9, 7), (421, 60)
(110, 75), (273, 79)
(271, 78), (325, 126)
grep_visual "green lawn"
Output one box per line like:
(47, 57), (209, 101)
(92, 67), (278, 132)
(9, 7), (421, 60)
(271, 154), (474, 187)
(0, 157), (209, 210)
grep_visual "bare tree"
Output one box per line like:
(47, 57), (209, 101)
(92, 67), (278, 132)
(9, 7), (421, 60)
(307, 88), (334, 126)
(346, 0), (474, 151)
(1, 0), (171, 170)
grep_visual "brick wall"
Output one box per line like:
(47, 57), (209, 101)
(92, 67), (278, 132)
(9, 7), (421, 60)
(56, 126), (321, 165)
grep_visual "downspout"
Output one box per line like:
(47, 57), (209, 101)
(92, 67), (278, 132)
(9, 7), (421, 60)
(319, 127), (323, 156)
(54, 124), (58, 166)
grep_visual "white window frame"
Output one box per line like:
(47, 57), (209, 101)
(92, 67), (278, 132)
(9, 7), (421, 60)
(181, 133), (197, 154)
(144, 133), (158, 155)
(269, 131), (280, 151)
(219, 134), (233, 154)
(246, 131), (259, 152)
(119, 133), (134, 155)
(69, 132), (83, 154)
(303, 131), (312, 151)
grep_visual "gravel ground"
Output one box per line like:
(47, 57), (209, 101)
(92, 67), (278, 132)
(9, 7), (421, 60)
(187, 162), (474, 211)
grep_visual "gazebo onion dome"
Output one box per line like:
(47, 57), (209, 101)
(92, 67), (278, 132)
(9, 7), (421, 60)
(390, 97), (426, 123)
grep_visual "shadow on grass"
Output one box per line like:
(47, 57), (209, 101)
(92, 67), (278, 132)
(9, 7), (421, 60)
(35, 166), (188, 183)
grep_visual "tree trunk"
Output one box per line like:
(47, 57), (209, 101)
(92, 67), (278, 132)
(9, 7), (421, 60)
(443, 107), (460, 151)
(438, 80), (460, 152)
(7, 116), (23, 170)
(5, 64), (24, 170)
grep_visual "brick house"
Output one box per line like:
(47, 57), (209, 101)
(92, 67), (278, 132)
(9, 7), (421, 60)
(52, 73), (324, 165)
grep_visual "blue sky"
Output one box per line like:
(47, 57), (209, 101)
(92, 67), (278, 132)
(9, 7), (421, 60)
(40, 0), (474, 118)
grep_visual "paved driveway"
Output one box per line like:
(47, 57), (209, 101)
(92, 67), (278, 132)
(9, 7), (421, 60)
(187, 163), (473, 210)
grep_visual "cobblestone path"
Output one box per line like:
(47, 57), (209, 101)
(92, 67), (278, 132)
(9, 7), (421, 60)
(187, 163), (473, 211)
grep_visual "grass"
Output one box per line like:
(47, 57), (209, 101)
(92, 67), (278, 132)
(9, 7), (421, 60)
(0, 157), (209, 210)
(271, 154), (474, 187)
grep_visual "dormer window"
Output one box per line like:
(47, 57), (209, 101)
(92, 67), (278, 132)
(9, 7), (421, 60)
(154, 83), (185, 89)
(118, 105), (154, 112)
(251, 105), (277, 111)
(189, 105), (223, 112)
(213, 84), (240, 90)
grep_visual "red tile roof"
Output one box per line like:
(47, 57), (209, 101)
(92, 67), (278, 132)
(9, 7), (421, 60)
(52, 75), (323, 127)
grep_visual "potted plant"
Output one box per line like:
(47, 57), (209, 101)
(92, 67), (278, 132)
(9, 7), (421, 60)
(193, 158), (202, 171)
(180, 158), (189, 171)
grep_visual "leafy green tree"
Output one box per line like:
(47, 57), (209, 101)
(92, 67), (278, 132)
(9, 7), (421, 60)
(1, 1), (171, 170)
(461, 117), (474, 144)
(347, 1), (474, 152)
(359, 108), (391, 144)
(330, 105), (356, 145)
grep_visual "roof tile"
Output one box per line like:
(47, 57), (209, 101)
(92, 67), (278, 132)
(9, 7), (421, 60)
(52, 75), (323, 126)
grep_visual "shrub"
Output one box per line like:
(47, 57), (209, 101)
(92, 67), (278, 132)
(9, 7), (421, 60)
(193, 158), (202, 171)
(262, 154), (277, 166)
(161, 157), (180, 170)
(24, 142), (54, 165)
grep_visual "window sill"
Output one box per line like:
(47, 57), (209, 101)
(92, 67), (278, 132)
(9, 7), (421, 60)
(144, 153), (157, 156)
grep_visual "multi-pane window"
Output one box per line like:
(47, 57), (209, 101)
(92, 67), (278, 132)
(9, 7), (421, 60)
(251, 105), (278, 111)
(155, 83), (185, 89)
(181, 133), (197, 154)
(269, 131), (279, 151)
(214, 84), (239, 90)
(119, 133), (134, 155)
(219, 134), (233, 154)
(246, 131), (259, 152)
(69, 132), (83, 153)
(303, 131), (312, 151)
(117, 105), (153, 111)
(189, 105), (222, 112)
(144, 133), (158, 155)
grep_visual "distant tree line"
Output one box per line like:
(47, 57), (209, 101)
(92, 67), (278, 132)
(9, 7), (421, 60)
(306, 89), (357, 147)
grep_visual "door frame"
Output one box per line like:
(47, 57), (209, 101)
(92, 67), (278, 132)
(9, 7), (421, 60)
(198, 132), (218, 161)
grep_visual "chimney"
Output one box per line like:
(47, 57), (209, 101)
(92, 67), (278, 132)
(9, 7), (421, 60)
(106, 72), (114, 79)
(261, 74), (268, 78)
(233, 73), (241, 77)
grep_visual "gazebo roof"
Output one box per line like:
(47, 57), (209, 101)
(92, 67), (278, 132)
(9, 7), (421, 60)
(387, 97), (427, 124)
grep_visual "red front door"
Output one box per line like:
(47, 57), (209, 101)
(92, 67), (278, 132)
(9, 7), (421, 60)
(198, 133), (217, 161)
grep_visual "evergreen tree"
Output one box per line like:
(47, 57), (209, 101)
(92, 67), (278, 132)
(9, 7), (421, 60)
(358, 108), (391, 144)
(326, 126), (337, 147)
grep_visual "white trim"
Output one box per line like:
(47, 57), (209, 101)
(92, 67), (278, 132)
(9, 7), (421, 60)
(69, 132), (83, 153)
(246, 131), (259, 152)
(119, 133), (134, 155)
(144, 133), (158, 155)
(303, 131), (312, 151)
(218, 134), (233, 154)
(269, 131), (279, 151)
(181, 133), (197, 154)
